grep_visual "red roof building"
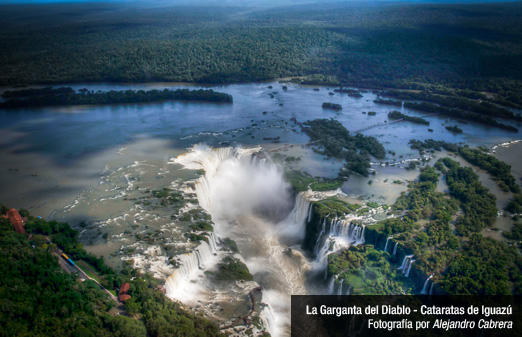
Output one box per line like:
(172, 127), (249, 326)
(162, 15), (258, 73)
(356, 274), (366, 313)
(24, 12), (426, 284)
(119, 294), (131, 302)
(119, 282), (131, 302)
(7, 209), (25, 234)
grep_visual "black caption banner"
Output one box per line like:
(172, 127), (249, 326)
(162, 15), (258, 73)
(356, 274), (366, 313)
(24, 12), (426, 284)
(291, 296), (521, 337)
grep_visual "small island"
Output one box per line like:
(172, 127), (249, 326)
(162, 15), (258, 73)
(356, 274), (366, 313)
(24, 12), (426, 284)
(388, 110), (430, 125)
(445, 125), (463, 133)
(333, 88), (363, 98)
(322, 102), (342, 110)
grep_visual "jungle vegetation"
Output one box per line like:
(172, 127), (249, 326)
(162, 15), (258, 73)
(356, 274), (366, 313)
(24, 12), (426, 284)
(0, 204), (223, 337)
(441, 157), (497, 236)
(1, 1), (522, 115)
(359, 164), (522, 295)
(409, 140), (521, 194)
(207, 256), (253, 282)
(328, 245), (412, 295)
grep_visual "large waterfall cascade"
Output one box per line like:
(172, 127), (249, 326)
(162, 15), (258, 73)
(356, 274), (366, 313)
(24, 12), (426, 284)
(315, 216), (366, 267)
(165, 238), (220, 304)
(168, 145), (317, 337)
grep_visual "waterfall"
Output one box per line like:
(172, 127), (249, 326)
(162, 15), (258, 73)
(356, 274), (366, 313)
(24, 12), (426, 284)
(315, 219), (366, 267)
(285, 192), (311, 227)
(317, 237), (336, 266)
(171, 145), (306, 336)
(327, 276), (336, 294)
(404, 259), (415, 277)
(165, 240), (217, 303)
(398, 255), (414, 271)
(314, 217), (328, 255)
(324, 267), (328, 280)
(207, 232), (220, 254)
(359, 226), (365, 245)
(172, 145), (291, 222)
(277, 191), (312, 239)
(384, 237), (391, 252)
(260, 305), (276, 337)
(429, 282), (434, 296)
(392, 242), (398, 256)
(345, 285), (351, 295)
(421, 274), (434, 294)
(337, 279), (344, 295)
(197, 241), (214, 269)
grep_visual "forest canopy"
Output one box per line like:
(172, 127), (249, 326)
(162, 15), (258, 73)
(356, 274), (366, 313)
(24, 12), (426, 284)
(1, 1), (522, 112)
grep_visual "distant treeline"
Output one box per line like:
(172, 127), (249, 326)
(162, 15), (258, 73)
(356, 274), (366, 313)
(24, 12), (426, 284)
(0, 87), (233, 109)
(2, 86), (75, 98)
(376, 98), (517, 132)
(1, 2), (522, 110)
(383, 90), (522, 121)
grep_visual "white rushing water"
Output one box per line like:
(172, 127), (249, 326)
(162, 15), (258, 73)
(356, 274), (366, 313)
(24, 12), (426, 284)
(398, 255), (415, 277)
(384, 236), (391, 253)
(315, 217), (366, 268)
(165, 240), (220, 303)
(169, 145), (313, 336)
(421, 273), (435, 295)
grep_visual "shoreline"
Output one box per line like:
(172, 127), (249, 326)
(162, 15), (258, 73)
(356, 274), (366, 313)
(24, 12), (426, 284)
(0, 76), (309, 93)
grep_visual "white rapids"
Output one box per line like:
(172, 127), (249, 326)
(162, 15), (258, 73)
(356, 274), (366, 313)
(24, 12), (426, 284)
(168, 145), (313, 337)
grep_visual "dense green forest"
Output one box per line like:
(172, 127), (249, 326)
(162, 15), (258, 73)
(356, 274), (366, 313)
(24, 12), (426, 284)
(458, 146), (521, 193)
(0, 204), (223, 337)
(408, 139), (522, 195)
(378, 99), (518, 131)
(0, 87), (232, 109)
(382, 90), (522, 121)
(328, 245), (412, 295)
(1, 1), (522, 111)
(363, 165), (522, 295)
(441, 158), (498, 236)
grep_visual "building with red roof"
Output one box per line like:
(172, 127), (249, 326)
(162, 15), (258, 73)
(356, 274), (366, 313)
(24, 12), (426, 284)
(119, 282), (131, 302)
(6, 209), (25, 234)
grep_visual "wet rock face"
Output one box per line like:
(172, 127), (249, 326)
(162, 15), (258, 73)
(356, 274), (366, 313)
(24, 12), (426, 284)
(302, 204), (323, 255)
